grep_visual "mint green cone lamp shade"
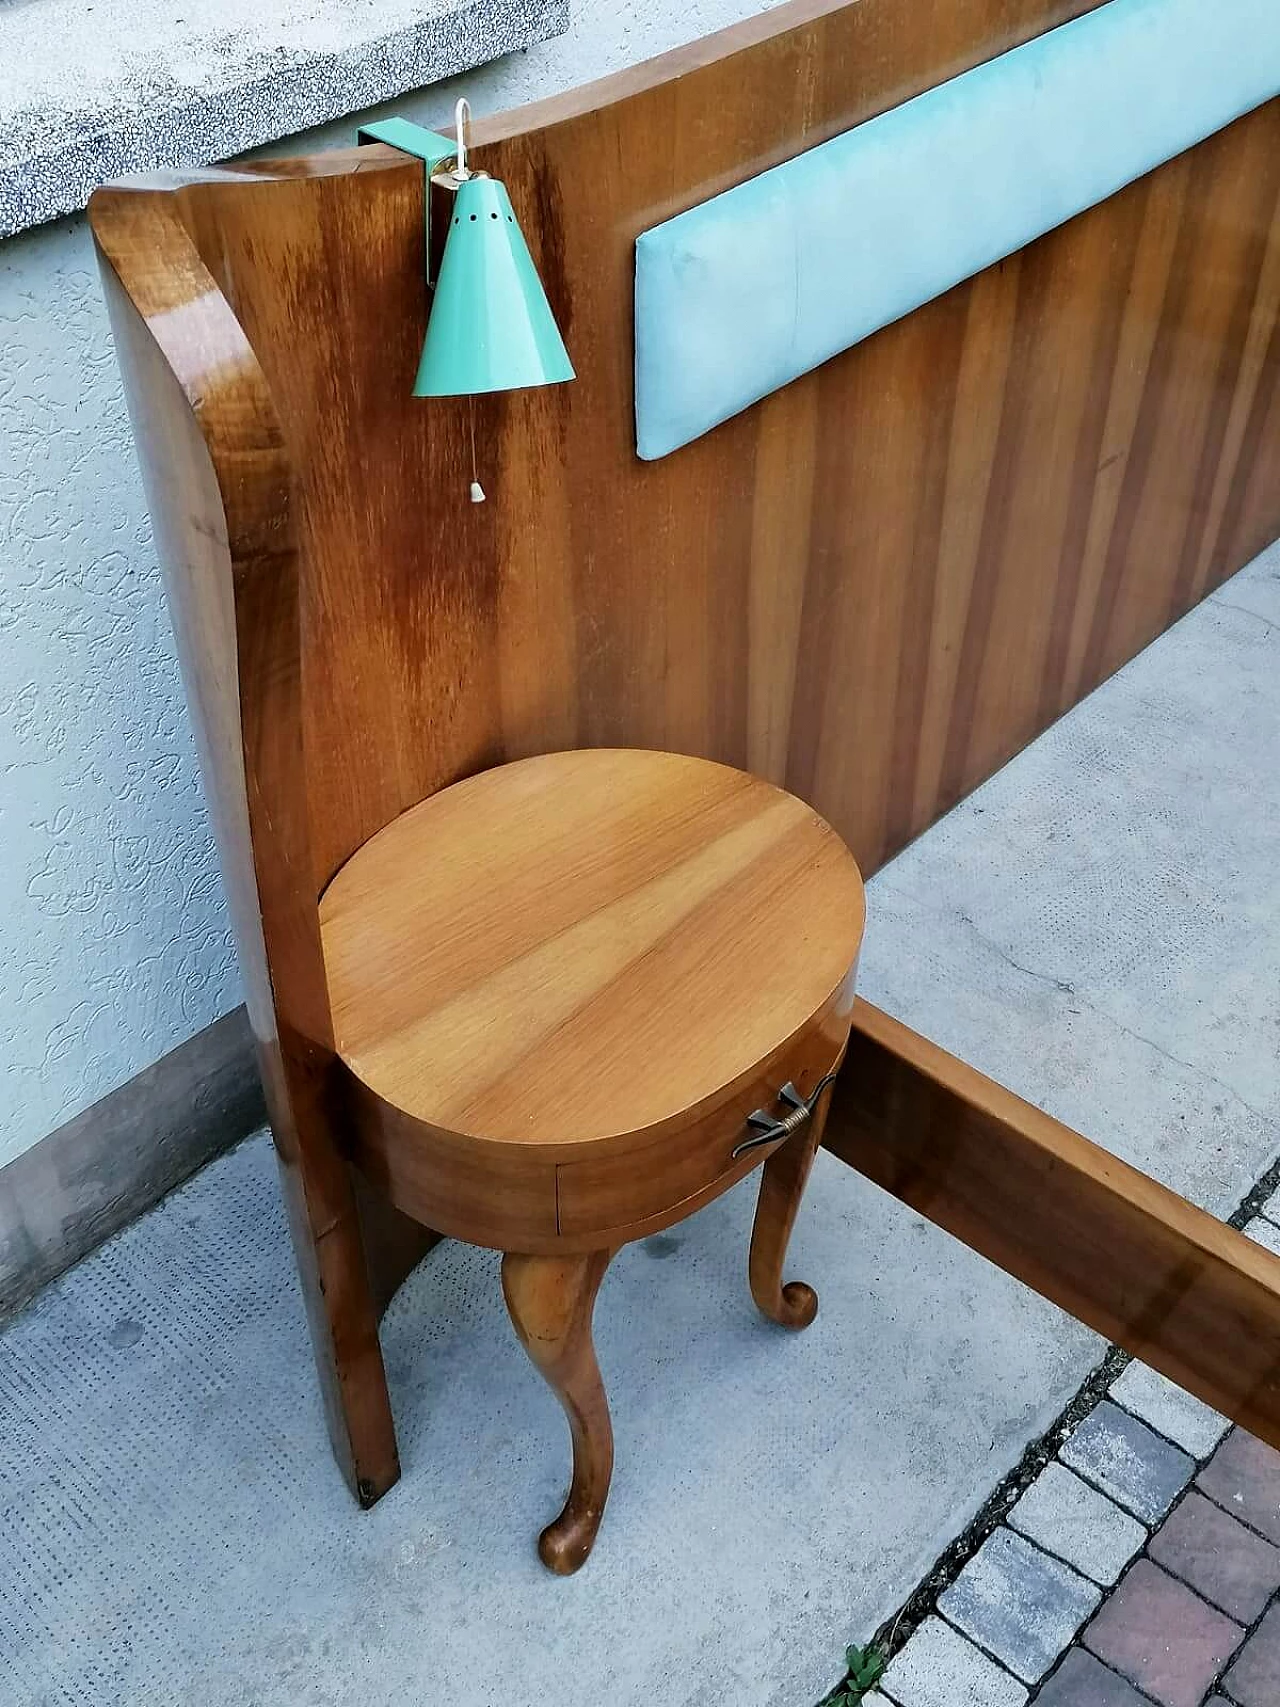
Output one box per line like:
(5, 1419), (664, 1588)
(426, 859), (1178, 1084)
(415, 175), (574, 397)
(357, 104), (574, 400)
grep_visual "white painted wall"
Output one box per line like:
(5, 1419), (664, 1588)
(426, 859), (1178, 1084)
(0, 0), (777, 1168)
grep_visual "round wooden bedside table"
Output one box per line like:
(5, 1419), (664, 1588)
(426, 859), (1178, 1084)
(320, 748), (865, 1571)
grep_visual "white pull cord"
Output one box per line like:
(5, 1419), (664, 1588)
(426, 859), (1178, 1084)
(468, 397), (485, 503)
(455, 97), (484, 502)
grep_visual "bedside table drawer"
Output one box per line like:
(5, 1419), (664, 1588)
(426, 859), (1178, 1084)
(555, 1023), (847, 1241)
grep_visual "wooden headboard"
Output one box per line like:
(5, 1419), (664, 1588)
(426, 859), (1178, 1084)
(92, 0), (1280, 916)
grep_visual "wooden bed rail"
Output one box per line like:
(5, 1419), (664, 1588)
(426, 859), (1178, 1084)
(825, 999), (1280, 1448)
(359, 996), (1280, 1458)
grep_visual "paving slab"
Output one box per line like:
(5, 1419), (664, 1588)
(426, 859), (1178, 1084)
(0, 1133), (1092, 1707)
(0, 0), (569, 237)
(1110, 1363), (1231, 1459)
(938, 1528), (1099, 1683)
(864, 550), (1280, 1208)
(1214, 542), (1280, 628)
(1034, 1648), (1152, 1706)
(881, 1617), (1027, 1707)
(1008, 1462), (1146, 1587)
(1060, 1403), (1196, 1525)
(1243, 1216), (1280, 1259)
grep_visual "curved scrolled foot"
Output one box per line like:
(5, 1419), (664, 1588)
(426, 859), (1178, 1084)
(538, 1497), (605, 1576)
(748, 1083), (833, 1332)
(501, 1248), (614, 1575)
(766, 1279), (819, 1330)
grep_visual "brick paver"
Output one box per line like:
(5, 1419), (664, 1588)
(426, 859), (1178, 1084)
(1009, 1462), (1145, 1588)
(939, 1527), (1099, 1683)
(1033, 1648), (1151, 1704)
(876, 1425), (1280, 1707)
(1061, 1401), (1196, 1525)
(1081, 1559), (1241, 1707)
(1110, 1363), (1230, 1459)
(1220, 1600), (1280, 1707)
(881, 1615), (1028, 1707)
(1148, 1489), (1280, 1624)
(1197, 1430), (1280, 1547)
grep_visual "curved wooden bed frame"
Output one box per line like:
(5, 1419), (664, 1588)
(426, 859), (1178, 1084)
(90, 0), (1280, 1512)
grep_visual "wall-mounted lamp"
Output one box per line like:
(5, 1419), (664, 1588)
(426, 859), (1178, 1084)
(359, 100), (574, 503)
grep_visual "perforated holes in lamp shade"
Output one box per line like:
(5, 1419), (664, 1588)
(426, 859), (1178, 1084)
(413, 176), (575, 398)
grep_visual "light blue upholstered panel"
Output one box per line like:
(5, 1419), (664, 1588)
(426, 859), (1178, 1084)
(635, 0), (1280, 460)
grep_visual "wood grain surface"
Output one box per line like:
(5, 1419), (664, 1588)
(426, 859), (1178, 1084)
(502, 1248), (615, 1574)
(323, 749), (862, 1254)
(95, 206), (401, 1506)
(749, 1082), (835, 1332)
(828, 1002), (1280, 1452)
(320, 749), (863, 1145)
(89, 0), (1280, 1499)
(100, 0), (1276, 914)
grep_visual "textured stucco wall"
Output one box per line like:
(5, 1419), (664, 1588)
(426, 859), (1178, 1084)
(0, 0), (777, 1168)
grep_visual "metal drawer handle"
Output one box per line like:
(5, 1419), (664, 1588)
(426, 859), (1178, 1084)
(731, 1069), (840, 1159)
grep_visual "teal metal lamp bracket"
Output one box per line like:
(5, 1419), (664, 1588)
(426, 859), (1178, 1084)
(357, 117), (458, 285)
(356, 117), (457, 175)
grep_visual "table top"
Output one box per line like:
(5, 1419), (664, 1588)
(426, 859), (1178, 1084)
(320, 748), (865, 1147)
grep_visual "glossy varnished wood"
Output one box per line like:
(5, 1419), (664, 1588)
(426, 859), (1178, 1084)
(502, 1249), (615, 1574)
(826, 1003), (1280, 1451)
(89, 0), (1280, 1512)
(103, 2), (1277, 902)
(749, 1079), (836, 1331)
(320, 749), (861, 1145)
(319, 749), (863, 1251)
(94, 212), (400, 1506)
